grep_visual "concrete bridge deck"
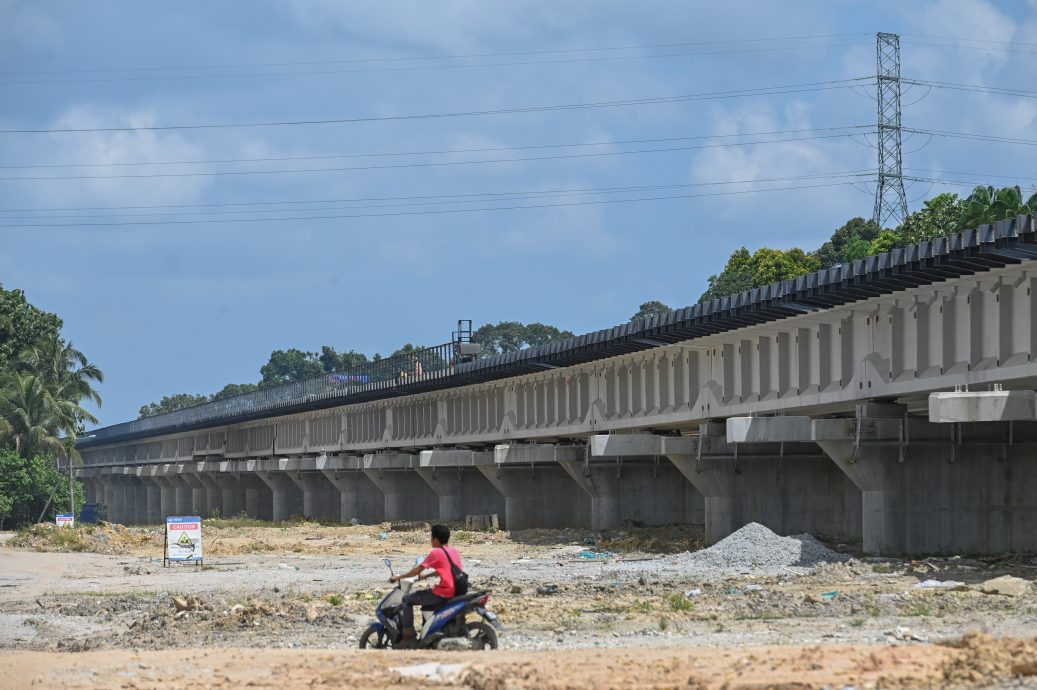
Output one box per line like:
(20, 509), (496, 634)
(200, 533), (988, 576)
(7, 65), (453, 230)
(77, 216), (1037, 555)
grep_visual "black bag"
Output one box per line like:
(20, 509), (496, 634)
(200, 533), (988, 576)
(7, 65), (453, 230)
(440, 546), (469, 596)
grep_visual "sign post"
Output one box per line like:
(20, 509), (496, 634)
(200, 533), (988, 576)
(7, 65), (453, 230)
(164, 516), (203, 567)
(55, 513), (74, 528)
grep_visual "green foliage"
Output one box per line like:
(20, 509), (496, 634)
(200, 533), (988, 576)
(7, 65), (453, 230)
(259, 348), (325, 387)
(473, 321), (575, 356)
(962, 185), (1037, 228)
(896, 193), (965, 244)
(699, 247), (820, 302)
(666, 592), (694, 612)
(870, 230), (906, 255)
(0, 285), (63, 377)
(211, 383), (260, 401)
(630, 300), (672, 323)
(138, 393), (210, 418)
(0, 449), (83, 529)
(318, 346), (368, 373)
(815, 217), (882, 268)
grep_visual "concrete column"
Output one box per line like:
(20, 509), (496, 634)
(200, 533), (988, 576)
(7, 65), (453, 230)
(663, 424), (861, 546)
(130, 476), (148, 525)
(286, 472), (341, 520)
(105, 475), (130, 524)
(558, 456), (620, 532)
(211, 473), (246, 518)
(140, 478), (162, 524)
(362, 454), (438, 521)
(154, 475), (180, 519)
(256, 471), (304, 522)
(196, 473), (224, 519)
(417, 450), (505, 523)
(180, 472), (214, 518)
(320, 469), (384, 523)
(169, 474), (195, 516)
(477, 446), (592, 530)
(815, 404), (1037, 556)
(238, 473), (274, 520)
(81, 477), (98, 504)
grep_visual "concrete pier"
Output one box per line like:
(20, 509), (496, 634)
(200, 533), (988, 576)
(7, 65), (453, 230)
(362, 454), (438, 521)
(254, 466), (304, 522)
(476, 445), (591, 530)
(815, 403), (1037, 555)
(319, 454), (384, 523)
(417, 450), (504, 522)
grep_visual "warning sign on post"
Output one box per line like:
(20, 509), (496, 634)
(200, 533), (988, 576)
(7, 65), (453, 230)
(164, 516), (203, 566)
(56, 513), (74, 528)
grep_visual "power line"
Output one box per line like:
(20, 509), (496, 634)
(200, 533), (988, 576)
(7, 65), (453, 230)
(0, 78), (872, 134)
(0, 42), (872, 86)
(902, 34), (1037, 49)
(0, 179), (868, 229)
(2, 170), (874, 220)
(0, 124), (874, 170)
(0, 131), (872, 181)
(902, 78), (1037, 99)
(903, 127), (1037, 146)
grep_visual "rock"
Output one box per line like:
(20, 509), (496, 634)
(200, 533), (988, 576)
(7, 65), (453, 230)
(510, 585), (522, 594)
(980, 575), (1031, 597)
(536, 585), (559, 596)
(172, 596), (190, 612)
(305, 602), (319, 622)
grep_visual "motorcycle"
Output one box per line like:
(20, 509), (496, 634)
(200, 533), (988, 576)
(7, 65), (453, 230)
(359, 558), (503, 650)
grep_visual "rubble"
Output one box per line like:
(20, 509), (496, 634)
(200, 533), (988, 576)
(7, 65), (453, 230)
(980, 575), (1031, 597)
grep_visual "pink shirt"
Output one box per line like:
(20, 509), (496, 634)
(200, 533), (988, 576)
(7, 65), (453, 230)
(421, 546), (464, 598)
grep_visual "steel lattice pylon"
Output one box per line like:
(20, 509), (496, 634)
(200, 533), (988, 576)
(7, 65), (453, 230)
(873, 32), (908, 227)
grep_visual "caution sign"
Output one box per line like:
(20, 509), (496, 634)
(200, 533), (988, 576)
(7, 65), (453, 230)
(164, 516), (203, 567)
(56, 513), (74, 528)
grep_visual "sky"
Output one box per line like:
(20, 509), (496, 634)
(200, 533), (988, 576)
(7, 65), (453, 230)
(1, 0), (1036, 427)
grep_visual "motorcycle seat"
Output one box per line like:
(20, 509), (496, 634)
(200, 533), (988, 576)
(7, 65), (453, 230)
(420, 590), (487, 611)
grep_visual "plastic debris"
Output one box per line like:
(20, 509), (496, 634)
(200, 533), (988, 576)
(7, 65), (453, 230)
(745, 584), (764, 592)
(536, 585), (559, 596)
(378, 532), (389, 541)
(392, 662), (467, 682)
(914, 579), (967, 590)
(684, 588), (703, 597)
(821, 591), (839, 600)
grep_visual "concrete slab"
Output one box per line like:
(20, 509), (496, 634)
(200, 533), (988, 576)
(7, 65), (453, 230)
(589, 434), (661, 456)
(929, 390), (1037, 423)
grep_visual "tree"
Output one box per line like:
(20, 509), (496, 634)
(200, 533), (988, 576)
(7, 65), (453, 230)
(0, 449), (82, 529)
(961, 185), (1037, 229)
(630, 301), (672, 323)
(138, 393), (209, 418)
(0, 373), (78, 459)
(896, 192), (965, 244)
(870, 230), (905, 255)
(815, 217), (882, 268)
(318, 346), (368, 373)
(0, 285), (63, 376)
(473, 321), (574, 356)
(699, 247), (819, 302)
(18, 336), (103, 429)
(210, 383), (260, 401)
(259, 349), (324, 387)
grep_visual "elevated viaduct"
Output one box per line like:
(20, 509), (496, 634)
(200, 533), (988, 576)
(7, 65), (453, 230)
(78, 216), (1037, 555)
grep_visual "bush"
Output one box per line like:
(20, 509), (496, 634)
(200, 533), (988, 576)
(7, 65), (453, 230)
(0, 450), (83, 530)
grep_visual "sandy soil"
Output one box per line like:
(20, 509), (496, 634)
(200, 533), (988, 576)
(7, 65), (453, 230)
(4, 522), (1037, 689)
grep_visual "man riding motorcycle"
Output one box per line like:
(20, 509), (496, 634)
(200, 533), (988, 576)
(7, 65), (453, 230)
(388, 523), (463, 648)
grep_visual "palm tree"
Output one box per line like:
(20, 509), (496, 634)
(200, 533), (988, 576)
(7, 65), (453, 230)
(0, 373), (71, 459)
(18, 336), (103, 415)
(961, 186), (1037, 229)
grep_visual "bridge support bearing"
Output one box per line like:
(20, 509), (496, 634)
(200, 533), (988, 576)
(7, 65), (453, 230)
(816, 403), (1037, 556)
(320, 469), (384, 524)
(286, 472), (341, 521)
(255, 471), (304, 522)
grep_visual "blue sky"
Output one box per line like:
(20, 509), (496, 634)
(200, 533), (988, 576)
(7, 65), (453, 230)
(1, 0), (1035, 426)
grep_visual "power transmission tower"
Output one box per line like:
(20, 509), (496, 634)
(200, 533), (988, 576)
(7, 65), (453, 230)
(873, 32), (908, 227)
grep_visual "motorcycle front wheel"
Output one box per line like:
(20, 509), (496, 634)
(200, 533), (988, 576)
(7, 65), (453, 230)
(466, 621), (498, 650)
(359, 624), (389, 649)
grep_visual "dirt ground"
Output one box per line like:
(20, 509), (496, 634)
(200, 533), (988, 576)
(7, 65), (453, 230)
(4, 521), (1037, 689)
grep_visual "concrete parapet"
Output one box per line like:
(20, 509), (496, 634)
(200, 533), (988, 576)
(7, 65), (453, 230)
(929, 390), (1037, 423)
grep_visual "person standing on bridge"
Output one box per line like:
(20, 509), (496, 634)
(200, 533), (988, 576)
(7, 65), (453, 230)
(388, 524), (465, 647)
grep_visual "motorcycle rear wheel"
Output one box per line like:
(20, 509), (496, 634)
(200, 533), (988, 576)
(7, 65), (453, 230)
(359, 624), (389, 649)
(466, 621), (498, 650)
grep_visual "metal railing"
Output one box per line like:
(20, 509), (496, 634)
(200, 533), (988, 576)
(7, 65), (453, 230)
(84, 341), (471, 445)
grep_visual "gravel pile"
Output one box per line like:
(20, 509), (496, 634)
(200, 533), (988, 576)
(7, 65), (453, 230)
(678, 522), (847, 571)
(607, 522), (847, 577)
